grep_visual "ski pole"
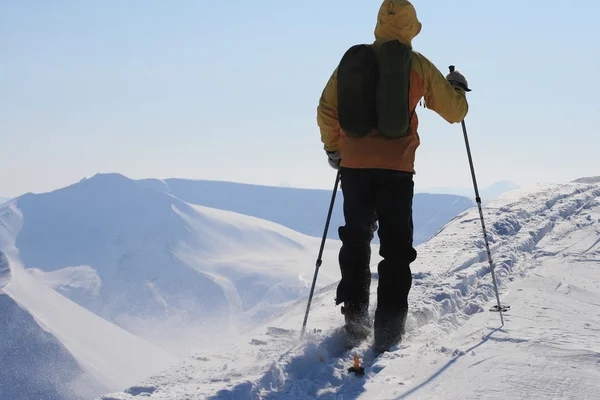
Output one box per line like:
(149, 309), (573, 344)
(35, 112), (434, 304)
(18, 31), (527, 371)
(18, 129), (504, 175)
(301, 169), (342, 336)
(449, 66), (508, 326)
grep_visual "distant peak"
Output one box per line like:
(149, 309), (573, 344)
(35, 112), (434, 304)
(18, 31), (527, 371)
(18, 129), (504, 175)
(87, 173), (133, 183)
(485, 181), (520, 190)
(74, 173), (137, 191)
(573, 176), (600, 184)
(21, 173), (140, 199)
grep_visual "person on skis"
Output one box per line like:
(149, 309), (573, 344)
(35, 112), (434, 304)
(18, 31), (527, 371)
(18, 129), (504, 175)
(317, 0), (470, 354)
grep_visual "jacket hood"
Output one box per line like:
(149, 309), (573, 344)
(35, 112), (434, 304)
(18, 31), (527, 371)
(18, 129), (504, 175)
(374, 0), (422, 48)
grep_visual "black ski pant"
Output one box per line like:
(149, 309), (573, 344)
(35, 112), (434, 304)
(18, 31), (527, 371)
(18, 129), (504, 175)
(335, 167), (417, 314)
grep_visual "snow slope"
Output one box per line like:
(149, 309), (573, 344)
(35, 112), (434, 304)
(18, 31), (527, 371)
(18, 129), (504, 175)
(1, 253), (178, 391)
(101, 181), (600, 399)
(141, 178), (474, 245)
(0, 291), (108, 400)
(0, 197), (10, 205)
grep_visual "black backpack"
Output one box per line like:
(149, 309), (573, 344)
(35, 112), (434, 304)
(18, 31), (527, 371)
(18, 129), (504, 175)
(337, 40), (412, 139)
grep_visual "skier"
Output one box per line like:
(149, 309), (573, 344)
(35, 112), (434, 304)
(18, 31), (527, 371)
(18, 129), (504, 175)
(317, 0), (470, 353)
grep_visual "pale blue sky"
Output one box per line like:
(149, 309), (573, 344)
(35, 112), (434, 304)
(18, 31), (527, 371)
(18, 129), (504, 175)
(1, 0), (599, 197)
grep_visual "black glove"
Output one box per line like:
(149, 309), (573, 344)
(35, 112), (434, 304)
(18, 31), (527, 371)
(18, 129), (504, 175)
(446, 69), (471, 92)
(326, 150), (341, 170)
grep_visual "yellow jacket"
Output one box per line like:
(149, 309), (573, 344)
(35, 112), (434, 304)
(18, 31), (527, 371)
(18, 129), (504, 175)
(317, 0), (469, 173)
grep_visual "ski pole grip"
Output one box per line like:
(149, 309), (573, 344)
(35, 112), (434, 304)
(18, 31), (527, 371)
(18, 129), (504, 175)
(449, 65), (456, 73)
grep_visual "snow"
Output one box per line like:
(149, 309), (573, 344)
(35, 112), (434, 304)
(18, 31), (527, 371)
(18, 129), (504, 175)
(379, 259), (600, 400)
(101, 182), (600, 400)
(0, 293), (108, 400)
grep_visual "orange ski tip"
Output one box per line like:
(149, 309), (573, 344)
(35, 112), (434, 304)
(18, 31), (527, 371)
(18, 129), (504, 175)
(353, 354), (360, 369)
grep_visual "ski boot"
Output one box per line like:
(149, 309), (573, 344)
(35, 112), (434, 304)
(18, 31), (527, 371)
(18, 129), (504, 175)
(341, 303), (371, 349)
(373, 307), (407, 355)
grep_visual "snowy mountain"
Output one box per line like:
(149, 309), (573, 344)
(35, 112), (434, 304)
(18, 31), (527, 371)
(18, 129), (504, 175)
(0, 197), (10, 205)
(140, 178), (474, 245)
(101, 181), (600, 400)
(0, 174), (345, 352)
(0, 173), (347, 399)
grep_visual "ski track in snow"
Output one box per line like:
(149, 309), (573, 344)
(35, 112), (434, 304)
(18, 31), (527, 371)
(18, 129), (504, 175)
(101, 183), (600, 400)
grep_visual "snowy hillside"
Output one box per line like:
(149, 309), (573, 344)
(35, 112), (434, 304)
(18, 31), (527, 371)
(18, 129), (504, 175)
(2, 251), (102, 400)
(0, 197), (10, 205)
(140, 178), (474, 245)
(101, 181), (600, 400)
(0, 291), (107, 400)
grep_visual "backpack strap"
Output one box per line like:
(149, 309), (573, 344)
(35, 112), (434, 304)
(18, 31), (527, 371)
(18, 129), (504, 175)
(337, 44), (378, 138)
(376, 40), (412, 138)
